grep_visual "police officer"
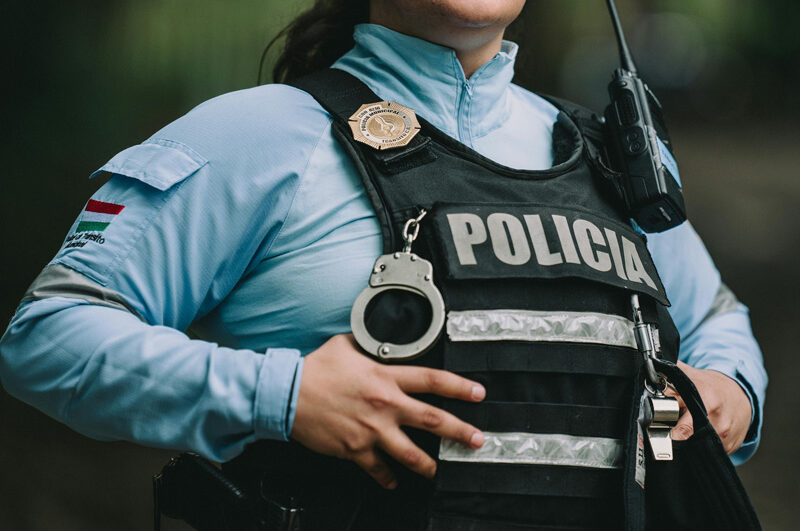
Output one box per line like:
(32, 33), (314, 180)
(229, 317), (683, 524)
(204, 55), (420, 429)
(0, 0), (766, 528)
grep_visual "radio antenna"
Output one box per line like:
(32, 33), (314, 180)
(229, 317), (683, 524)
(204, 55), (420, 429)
(606, 0), (637, 74)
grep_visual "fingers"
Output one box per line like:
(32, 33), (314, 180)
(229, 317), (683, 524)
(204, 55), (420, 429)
(671, 361), (751, 453)
(663, 385), (686, 411)
(710, 414), (737, 454)
(391, 366), (485, 402)
(378, 428), (438, 479)
(397, 395), (484, 448)
(352, 450), (398, 490)
(662, 383), (693, 440)
(671, 409), (694, 441)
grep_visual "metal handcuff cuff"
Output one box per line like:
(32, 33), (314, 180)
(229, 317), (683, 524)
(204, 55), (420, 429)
(631, 294), (681, 461)
(350, 209), (445, 361)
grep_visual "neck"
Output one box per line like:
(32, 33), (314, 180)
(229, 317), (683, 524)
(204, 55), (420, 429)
(369, 5), (508, 78)
(453, 33), (505, 78)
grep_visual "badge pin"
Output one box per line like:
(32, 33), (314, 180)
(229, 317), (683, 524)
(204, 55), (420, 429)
(348, 101), (421, 150)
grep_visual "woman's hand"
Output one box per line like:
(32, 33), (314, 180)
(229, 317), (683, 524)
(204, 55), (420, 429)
(667, 361), (752, 454)
(290, 334), (486, 489)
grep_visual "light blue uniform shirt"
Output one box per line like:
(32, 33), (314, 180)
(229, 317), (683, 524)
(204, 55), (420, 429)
(0, 24), (766, 464)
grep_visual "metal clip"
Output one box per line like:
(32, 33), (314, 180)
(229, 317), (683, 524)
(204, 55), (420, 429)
(266, 497), (304, 531)
(631, 294), (663, 389)
(402, 209), (427, 253)
(632, 294), (679, 460)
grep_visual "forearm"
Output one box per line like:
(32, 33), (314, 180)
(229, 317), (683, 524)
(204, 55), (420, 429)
(0, 297), (303, 462)
(678, 298), (766, 464)
(647, 222), (767, 463)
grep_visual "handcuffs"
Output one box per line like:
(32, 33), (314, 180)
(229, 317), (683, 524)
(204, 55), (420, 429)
(350, 209), (445, 361)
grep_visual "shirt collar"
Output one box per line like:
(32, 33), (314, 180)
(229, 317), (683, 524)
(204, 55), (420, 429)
(331, 23), (518, 142)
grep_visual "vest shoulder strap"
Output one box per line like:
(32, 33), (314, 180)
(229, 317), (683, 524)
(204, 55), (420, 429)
(540, 94), (622, 191)
(539, 95), (605, 142)
(290, 68), (436, 172)
(289, 68), (425, 252)
(290, 68), (379, 124)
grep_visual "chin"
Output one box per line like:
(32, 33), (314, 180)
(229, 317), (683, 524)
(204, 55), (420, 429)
(371, 0), (526, 54)
(381, 0), (525, 29)
(431, 0), (526, 28)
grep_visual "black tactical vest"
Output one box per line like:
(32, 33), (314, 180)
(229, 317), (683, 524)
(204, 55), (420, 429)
(225, 69), (681, 531)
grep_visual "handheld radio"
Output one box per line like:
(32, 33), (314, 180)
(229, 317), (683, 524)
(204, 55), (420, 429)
(603, 0), (686, 232)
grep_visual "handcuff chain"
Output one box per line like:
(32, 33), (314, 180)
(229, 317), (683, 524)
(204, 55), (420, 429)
(402, 209), (427, 253)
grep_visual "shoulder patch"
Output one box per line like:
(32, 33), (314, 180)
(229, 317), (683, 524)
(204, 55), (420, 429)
(76, 200), (125, 232)
(64, 200), (125, 248)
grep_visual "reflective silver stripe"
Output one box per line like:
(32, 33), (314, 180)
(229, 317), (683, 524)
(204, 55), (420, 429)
(439, 431), (623, 469)
(23, 264), (143, 319)
(447, 309), (636, 348)
(699, 283), (740, 326)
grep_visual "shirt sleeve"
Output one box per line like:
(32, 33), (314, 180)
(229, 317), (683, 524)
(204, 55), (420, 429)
(0, 84), (331, 461)
(1, 297), (302, 461)
(647, 222), (767, 464)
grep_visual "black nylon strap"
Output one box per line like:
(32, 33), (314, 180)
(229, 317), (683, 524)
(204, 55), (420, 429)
(428, 515), (597, 531)
(445, 401), (624, 438)
(291, 69), (432, 161)
(621, 364), (647, 531)
(539, 95), (604, 143)
(443, 341), (636, 378)
(620, 361), (762, 531)
(290, 69), (397, 251)
(290, 68), (437, 252)
(291, 68), (380, 124)
(649, 360), (762, 531)
(539, 94), (624, 196)
(437, 462), (620, 498)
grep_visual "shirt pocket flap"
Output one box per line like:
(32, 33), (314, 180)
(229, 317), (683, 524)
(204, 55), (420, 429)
(90, 139), (208, 191)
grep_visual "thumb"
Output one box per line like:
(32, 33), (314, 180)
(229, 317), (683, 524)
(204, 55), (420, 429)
(671, 409), (694, 441)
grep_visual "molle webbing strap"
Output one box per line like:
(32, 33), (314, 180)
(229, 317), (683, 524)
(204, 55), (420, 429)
(443, 341), (637, 378)
(437, 462), (621, 498)
(428, 515), (598, 531)
(445, 401), (625, 438)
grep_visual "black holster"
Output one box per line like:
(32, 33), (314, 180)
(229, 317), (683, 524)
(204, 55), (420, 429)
(153, 452), (303, 531)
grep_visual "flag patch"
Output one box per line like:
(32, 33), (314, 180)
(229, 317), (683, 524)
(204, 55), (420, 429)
(76, 200), (125, 232)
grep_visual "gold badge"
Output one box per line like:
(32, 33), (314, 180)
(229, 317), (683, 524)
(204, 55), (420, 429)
(348, 101), (421, 150)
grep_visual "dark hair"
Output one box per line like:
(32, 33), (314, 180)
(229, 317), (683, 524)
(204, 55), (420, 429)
(259, 0), (370, 85)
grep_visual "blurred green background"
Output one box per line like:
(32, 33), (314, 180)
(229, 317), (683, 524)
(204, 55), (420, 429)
(1, 0), (798, 529)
